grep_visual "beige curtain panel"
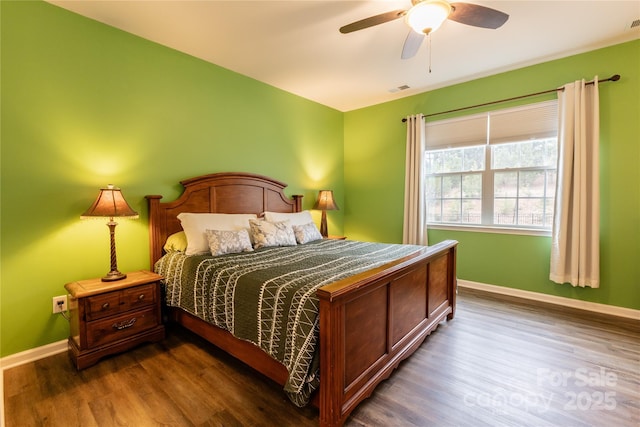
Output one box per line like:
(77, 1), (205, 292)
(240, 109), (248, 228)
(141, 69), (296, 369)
(403, 114), (428, 246)
(550, 77), (600, 288)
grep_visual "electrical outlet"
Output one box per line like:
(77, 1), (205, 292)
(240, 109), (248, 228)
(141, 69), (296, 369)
(52, 295), (68, 314)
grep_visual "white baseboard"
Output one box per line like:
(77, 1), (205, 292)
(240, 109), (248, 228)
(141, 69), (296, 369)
(0, 339), (67, 372)
(458, 279), (640, 320)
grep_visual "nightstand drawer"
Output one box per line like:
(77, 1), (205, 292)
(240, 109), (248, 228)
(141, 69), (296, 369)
(123, 283), (156, 311)
(86, 292), (121, 320)
(86, 306), (158, 348)
(85, 283), (156, 321)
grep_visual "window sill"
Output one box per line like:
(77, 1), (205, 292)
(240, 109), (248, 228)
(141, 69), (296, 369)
(427, 223), (551, 237)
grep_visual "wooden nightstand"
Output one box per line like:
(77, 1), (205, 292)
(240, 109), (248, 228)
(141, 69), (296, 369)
(65, 270), (165, 370)
(327, 235), (346, 240)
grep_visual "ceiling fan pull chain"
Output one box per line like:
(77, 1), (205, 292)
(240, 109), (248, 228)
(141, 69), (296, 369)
(428, 33), (432, 74)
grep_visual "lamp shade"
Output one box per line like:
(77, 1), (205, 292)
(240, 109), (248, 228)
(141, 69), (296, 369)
(405, 0), (452, 35)
(81, 185), (139, 219)
(313, 190), (339, 211)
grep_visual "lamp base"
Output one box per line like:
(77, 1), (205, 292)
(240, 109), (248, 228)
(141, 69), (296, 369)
(101, 270), (127, 282)
(320, 210), (328, 238)
(102, 220), (126, 282)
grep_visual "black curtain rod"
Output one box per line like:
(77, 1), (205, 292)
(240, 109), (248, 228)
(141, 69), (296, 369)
(401, 74), (620, 122)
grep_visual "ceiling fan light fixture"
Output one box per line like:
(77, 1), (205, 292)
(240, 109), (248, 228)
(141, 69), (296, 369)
(405, 0), (452, 35)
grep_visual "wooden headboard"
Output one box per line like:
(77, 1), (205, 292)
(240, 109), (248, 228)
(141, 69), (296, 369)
(145, 172), (303, 268)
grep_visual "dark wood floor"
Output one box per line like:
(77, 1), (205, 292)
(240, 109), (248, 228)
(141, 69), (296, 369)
(4, 288), (639, 426)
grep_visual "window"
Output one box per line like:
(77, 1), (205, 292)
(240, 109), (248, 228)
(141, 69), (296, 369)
(425, 100), (558, 231)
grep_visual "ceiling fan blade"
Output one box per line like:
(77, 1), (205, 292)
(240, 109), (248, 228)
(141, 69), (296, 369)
(449, 2), (509, 29)
(339, 9), (407, 34)
(401, 30), (425, 59)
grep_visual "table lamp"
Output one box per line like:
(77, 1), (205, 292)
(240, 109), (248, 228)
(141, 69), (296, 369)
(81, 185), (139, 281)
(313, 190), (339, 237)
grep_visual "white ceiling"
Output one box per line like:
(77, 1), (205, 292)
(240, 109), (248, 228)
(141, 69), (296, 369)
(47, 0), (639, 112)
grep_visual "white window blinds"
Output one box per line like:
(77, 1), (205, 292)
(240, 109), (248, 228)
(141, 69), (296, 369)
(489, 100), (558, 144)
(425, 114), (487, 149)
(425, 100), (558, 148)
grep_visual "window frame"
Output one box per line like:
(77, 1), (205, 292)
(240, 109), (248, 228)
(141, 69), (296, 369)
(424, 100), (558, 236)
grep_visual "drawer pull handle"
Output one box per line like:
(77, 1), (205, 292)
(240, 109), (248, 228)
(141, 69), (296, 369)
(102, 302), (110, 310)
(112, 318), (137, 330)
(138, 294), (145, 301)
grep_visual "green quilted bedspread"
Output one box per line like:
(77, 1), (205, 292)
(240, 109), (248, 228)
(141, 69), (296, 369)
(155, 238), (421, 406)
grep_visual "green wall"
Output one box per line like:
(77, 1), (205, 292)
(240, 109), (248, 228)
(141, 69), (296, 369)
(344, 40), (640, 310)
(0, 1), (344, 357)
(1, 1), (637, 359)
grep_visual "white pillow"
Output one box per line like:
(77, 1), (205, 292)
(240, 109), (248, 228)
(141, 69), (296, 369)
(249, 219), (297, 249)
(264, 210), (314, 227)
(293, 222), (323, 244)
(177, 213), (257, 255)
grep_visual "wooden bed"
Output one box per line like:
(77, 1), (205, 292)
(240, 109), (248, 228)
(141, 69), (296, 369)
(146, 172), (458, 427)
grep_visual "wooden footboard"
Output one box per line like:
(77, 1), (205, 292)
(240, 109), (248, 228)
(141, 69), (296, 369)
(317, 239), (457, 427)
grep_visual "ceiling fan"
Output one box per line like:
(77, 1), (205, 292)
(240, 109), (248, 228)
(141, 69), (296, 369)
(339, 0), (509, 59)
